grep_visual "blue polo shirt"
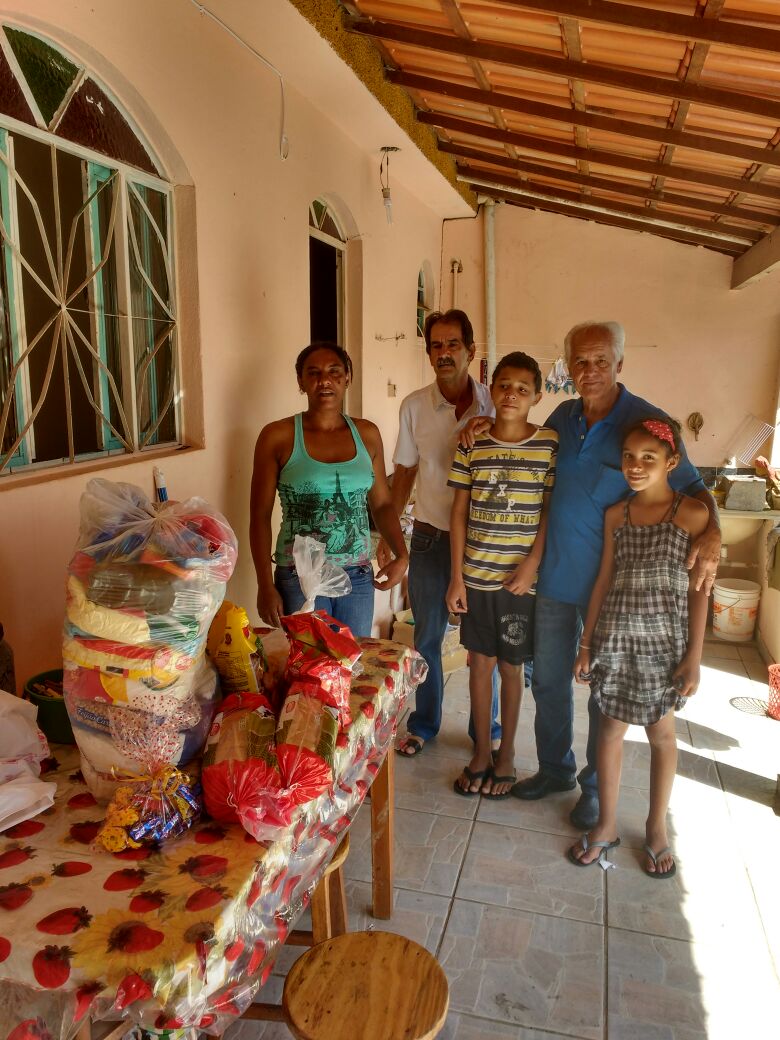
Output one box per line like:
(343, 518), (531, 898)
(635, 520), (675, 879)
(537, 384), (705, 608)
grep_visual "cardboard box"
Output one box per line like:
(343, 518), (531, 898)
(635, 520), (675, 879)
(391, 611), (466, 674)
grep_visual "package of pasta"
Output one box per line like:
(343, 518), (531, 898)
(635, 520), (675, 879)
(275, 680), (338, 807)
(95, 765), (202, 852)
(281, 612), (362, 729)
(206, 601), (267, 696)
(201, 692), (294, 837)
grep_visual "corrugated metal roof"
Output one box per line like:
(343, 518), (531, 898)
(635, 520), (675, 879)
(342, 0), (780, 257)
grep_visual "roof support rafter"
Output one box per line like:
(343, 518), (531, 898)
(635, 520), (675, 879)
(731, 227), (780, 288)
(458, 169), (762, 243)
(478, 187), (744, 255)
(446, 146), (779, 224)
(417, 111), (780, 202)
(489, 0), (780, 55)
(345, 16), (780, 122)
(389, 70), (780, 169)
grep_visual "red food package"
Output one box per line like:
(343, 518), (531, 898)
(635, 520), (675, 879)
(275, 681), (338, 807)
(281, 612), (362, 729)
(202, 693), (295, 837)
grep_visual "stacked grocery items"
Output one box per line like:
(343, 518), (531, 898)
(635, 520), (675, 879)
(62, 478), (237, 839)
(202, 610), (362, 841)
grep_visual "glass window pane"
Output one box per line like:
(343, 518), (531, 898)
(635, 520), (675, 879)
(311, 199), (325, 228)
(127, 183), (177, 446)
(4, 27), (78, 127)
(57, 78), (158, 176)
(0, 44), (35, 126)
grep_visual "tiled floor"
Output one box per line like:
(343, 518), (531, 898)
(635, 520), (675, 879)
(225, 637), (780, 1039)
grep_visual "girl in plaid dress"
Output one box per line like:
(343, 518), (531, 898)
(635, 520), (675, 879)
(568, 418), (709, 878)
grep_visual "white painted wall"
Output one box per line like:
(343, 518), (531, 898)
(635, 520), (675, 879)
(0, 0), (463, 687)
(443, 205), (780, 662)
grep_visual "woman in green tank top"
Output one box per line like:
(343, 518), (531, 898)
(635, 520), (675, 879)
(250, 344), (408, 636)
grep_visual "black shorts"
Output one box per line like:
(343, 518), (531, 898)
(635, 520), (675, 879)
(460, 587), (535, 665)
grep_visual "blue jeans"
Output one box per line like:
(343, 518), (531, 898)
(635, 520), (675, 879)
(274, 564), (375, 638)
(531, 594), (599, 794)
(406, 525), (500, 743)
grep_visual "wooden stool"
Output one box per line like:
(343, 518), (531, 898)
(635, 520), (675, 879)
(288, 832), (350, 947)
(283, 931), (449, 1040)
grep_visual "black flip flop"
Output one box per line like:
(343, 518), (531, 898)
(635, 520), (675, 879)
(396, 735), (424, 757)
(453, 766), (491, 797)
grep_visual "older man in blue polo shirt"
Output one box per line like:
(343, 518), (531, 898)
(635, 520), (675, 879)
(511, 320), (721, 829)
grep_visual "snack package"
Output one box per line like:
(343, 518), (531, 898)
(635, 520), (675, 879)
(292, 534), (351, 612)
(63, 478), (236, 800)
(206, 601), (267, 695)
(282, 612), (362, 729)
(202, 693), (294, 838)
(95, 765), (201, 852)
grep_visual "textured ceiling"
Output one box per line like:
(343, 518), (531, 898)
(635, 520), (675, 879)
(342, 0), (780, 268)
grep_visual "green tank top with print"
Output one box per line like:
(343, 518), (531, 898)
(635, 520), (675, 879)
(275, 413), (374, 567)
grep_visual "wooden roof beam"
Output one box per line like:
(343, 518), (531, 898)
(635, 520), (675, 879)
(389, 70), (780, 168)
(417, 111), (780, 202)
(457, 168), (762, 243)
(345, 16), (780, 122)
(490, 0), (780, 55)
(478, 188), (744, 256)
(731, 227), (780, 288)
(443, 144), (779, 225)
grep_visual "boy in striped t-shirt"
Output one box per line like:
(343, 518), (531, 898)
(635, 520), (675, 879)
(446, 352), (558, 799)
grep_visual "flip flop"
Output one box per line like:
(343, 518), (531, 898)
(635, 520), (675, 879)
(482, 774), (517, 800)
(453, 766), (491, 797)
(396, 735), (424, 757)
(644, 844), (677, 879)
(567, 832), (621, 867)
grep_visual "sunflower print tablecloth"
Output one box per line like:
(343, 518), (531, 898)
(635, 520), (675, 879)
(0, 639), (424, 1040)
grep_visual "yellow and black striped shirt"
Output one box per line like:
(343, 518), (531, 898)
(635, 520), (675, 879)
(448, 428), (558, 591)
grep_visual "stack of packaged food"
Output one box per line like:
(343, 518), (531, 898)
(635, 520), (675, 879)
(62, 478), (237, 844)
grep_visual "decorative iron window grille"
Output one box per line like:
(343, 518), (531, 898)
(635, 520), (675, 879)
(416, 268), (427, 340)
(0, 25), (179, 476)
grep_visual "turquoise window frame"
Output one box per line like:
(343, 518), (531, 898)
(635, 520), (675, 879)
(86, 160), (122, 452)
(0, 127), (28, 468)
(131, 181), (160, 445)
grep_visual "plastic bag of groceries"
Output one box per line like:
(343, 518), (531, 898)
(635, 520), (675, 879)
(275, 612), (362, 806)
(202, 692), (296, 839)
(292, 534), (351, 612)
(62, 477), (236, 802)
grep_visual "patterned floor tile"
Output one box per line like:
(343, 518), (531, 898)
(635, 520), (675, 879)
(607, 927), (780, 1039)
(441, 1013), (591, 1039)
(457, 822), (604, 924)
(440, 900), (604, 1039)
(344, 803), (472, 896)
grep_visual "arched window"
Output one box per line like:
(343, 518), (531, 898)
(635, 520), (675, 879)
(0, 25), (178, 475)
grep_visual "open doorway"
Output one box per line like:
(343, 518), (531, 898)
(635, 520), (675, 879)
(309, 199), (345, 344)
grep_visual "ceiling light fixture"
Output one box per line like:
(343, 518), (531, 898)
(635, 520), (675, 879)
(380, 146), (400, 224)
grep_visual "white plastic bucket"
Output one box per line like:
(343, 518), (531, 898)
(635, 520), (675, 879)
(712, 579), (760, 642)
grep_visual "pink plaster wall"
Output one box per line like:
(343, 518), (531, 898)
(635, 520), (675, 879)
(443, 205), (780, 663)
(0, 0), (450, 686)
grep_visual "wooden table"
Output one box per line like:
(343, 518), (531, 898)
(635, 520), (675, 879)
(0, 639), (424, 1039)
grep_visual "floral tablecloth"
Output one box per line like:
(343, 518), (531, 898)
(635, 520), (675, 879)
(0, 639), (423, 1040)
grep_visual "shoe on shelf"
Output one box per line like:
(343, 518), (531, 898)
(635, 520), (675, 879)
(511, 771), (576, 801)
(569, 791), (599, 830)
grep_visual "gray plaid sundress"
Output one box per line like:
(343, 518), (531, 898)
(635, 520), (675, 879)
(591, 494), (690, 725)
